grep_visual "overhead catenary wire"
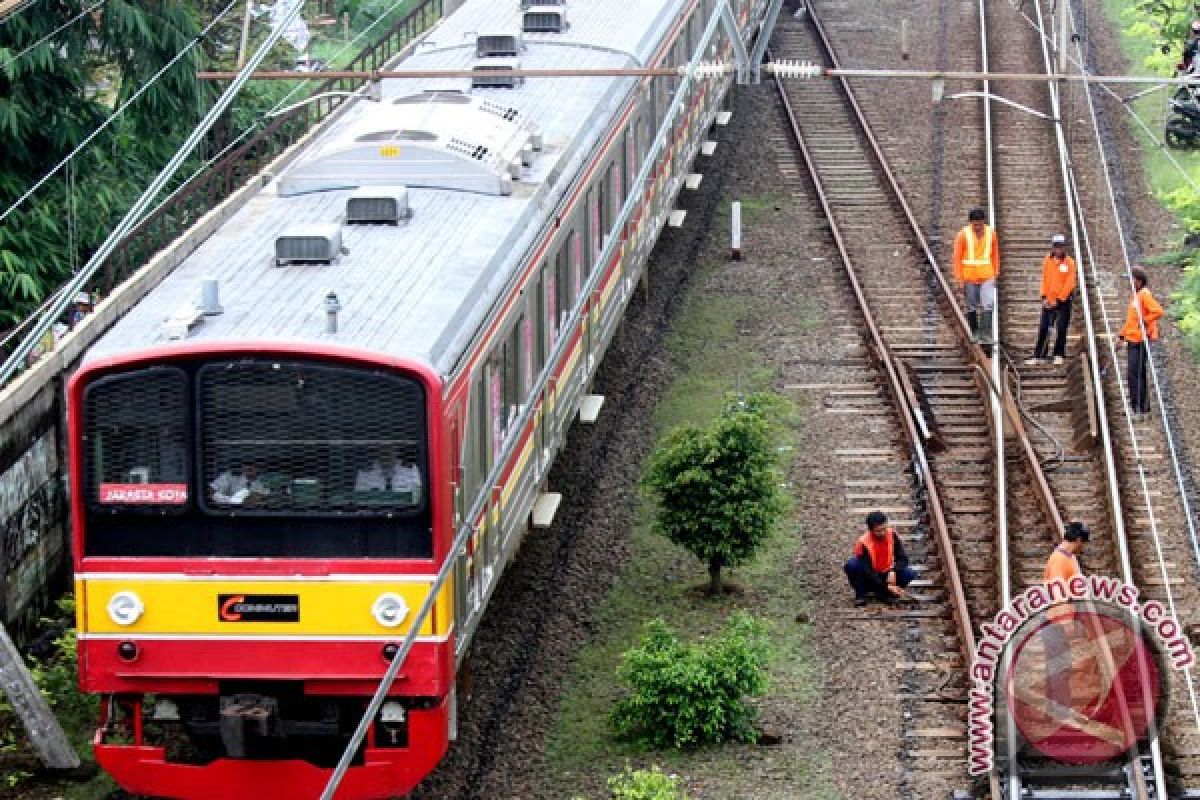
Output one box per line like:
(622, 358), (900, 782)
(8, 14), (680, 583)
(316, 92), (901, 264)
(0, 0), (306, 387)
(0, 0), (106, 74)
(1064, 0), (1200, 740)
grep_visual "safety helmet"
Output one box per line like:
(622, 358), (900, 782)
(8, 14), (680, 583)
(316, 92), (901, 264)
(1191, 18), (1200, 33)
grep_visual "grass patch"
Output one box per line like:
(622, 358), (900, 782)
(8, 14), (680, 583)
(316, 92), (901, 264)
(544, 265), (834, 798)
(1099, 0), (1200, 245)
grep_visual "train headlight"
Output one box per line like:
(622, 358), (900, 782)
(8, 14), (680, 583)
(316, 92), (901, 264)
(107, 591), (144, 626)
(371, 593), (409, 628)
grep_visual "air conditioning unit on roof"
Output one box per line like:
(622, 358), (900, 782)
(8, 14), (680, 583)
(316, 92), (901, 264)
(346, 187), (411, 225)
(476, 32), (523, 58)
(275, 224), (342, 266)
(472, 56), (523, 89)
(523, 5), (568, 33)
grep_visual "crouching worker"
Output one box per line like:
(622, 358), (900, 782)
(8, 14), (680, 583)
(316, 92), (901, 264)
(845, 511), (916, 607)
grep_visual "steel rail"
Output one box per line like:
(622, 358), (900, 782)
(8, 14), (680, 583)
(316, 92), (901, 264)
(803, 0), (1065, 540)
(1022, 0), (1161, 795)
(772, 50), (1004, 800)
(972, 3), (1024, 796)
(775, 9), (1004, 799)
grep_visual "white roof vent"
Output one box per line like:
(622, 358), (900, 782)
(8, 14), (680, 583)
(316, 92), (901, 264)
(275, 224), (343, 266)
(473, 56), (523, 89)
(346, 186), (411, 225)
(520, 0), (563, 7)
(523, 5), (568, 32)
(476, 32), (523, 58)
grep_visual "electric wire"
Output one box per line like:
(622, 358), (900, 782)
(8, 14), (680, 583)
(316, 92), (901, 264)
(1064, 0), (1200, 739)
(0, 0), (106, 74)
(0, 0), (239, 231)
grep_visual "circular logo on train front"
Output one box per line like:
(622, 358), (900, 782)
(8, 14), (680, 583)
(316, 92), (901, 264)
(1004, 609), (1164, 765)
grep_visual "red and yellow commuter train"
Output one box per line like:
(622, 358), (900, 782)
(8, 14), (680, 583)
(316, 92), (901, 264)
(67, 0), (769, 796)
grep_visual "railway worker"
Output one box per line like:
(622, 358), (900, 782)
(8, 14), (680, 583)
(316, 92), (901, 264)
(1038, 521), (1090, 732)
(1025, 234), (1077, 367)
(1118, 266), (1164, 416)
(953, 208), (1001, 345)
(844, 510), (915, 607)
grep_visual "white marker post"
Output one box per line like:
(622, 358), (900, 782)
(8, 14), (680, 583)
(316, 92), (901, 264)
(731, 200), (742, 261)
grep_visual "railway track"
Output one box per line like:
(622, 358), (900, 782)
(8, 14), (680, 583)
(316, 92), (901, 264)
(773, 0), (1200, 796)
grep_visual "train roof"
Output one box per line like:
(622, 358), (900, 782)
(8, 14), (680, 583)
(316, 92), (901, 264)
(84, 0), (686, 378)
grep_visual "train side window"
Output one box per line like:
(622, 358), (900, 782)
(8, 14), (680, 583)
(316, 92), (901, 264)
(520, 310), (534, 396)
(488, 355), (505, 458)
(568, 229), (583, 302)
(608, 159), (623, 230)
(470, 369), (488, 494)
(555, 245), (571, 330)
(503, 322), (520, 431)
(595, 176), (608, 258)
(535, 269), (548, 372)
(587, 188), (600, 268)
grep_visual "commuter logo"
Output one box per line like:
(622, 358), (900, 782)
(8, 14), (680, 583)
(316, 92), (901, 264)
(218, 594), (300, 622)
(967, 576), (1193, 775)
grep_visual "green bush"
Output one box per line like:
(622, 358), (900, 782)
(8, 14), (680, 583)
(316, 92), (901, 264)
(610, 612), (769, 749)
(608, 765), (689, 799)
(643, 394), (785, 594)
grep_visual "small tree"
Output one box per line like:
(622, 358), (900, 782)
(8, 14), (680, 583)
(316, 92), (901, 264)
(643, 396), (785, 594)
(610, 613), (769, 749)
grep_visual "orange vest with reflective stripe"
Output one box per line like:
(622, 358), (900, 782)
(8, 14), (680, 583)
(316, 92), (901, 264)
(954, 225), (1000, 283)
(855, 530), (895, 573)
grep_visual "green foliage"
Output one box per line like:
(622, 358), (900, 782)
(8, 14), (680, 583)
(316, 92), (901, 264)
(608, 765), (689, 800)
(643, 394), (785, 593)
(610, 612), (769, 750)
(0, 2), (208, 324)
(1125, 0), (1196, 73)
(1161, 185), (1200, 234)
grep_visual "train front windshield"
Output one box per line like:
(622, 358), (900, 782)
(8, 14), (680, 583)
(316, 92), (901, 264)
(81, 358), (432, 558)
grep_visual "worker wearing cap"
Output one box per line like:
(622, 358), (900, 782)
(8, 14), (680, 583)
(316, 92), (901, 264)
(953, 208), (1001, 344)
(1025, 234), (1077, 367)
(844, 510), (915, 607)
(1118, 266), (1163, 416)
(1039, 522), (1089, 728)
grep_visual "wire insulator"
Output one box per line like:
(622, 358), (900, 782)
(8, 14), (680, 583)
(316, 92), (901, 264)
(679, 61), (732, 79)
(766, 60), (822, 79)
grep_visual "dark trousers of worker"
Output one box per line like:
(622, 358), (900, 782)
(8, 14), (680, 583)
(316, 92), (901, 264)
(844, 558), (916, 601)
(1040, 621), (1072, 718)
(1033, 299), (1072, 360)
(1127, 341), (1151, 413)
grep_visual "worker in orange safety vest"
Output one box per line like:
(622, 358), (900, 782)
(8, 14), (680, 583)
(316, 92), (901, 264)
(1118, 266), (1164, 416)
(953, 208), (1001, 344)
(1039, 521), (1089, 720)
(1025, 233), (1078, 366)
(844, 510), (915, 607)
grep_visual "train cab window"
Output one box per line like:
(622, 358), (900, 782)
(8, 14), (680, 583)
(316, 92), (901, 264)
(198, 361), (425, 515)
(83, 367), (190, 511)
(83, 359), (432, 559)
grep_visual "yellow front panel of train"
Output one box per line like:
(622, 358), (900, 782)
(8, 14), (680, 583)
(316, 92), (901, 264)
(78, 577), (453, 637)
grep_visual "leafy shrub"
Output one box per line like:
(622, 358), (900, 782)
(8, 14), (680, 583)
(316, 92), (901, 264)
(610, 612), (769, 749)
(643, 394), (785, 594)
(608, 765), (689, 799)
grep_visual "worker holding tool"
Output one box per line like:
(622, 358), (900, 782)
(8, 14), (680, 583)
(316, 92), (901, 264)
(844, 511), (916, 607)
